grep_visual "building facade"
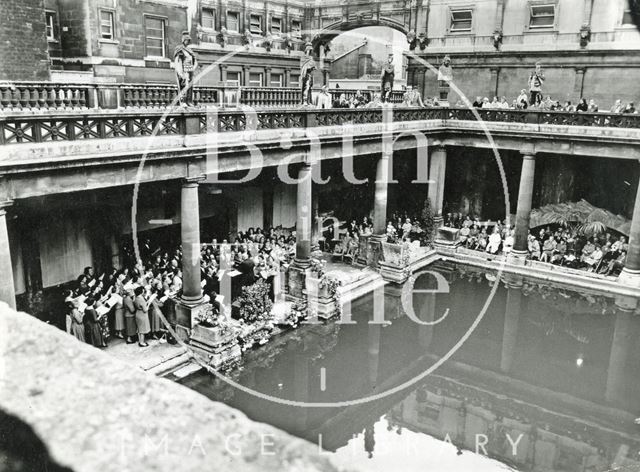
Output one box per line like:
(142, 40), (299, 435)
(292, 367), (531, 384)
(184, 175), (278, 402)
(407, 0), (640, 105)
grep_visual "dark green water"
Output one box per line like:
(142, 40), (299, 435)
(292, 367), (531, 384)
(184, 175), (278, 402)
(179, 263), (640, 471)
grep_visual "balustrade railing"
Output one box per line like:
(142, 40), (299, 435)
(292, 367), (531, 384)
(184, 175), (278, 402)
(1, 107), (639, 146)
(0, 82), (411, 112)
(240, 87), (300, 108)
(0, 82), (95, 111)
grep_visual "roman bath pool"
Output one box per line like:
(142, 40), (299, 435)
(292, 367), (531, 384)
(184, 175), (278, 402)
(179, 263), (640, 471)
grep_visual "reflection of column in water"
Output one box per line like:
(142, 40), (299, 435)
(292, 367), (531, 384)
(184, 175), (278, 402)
(417, 293), (436, 349)
(501, 287), (522, 374)
(364, 423), (376, 459)
(293, 354), (309, 431)
(605, 309), (633, 406)
(368, 322), (381, 391)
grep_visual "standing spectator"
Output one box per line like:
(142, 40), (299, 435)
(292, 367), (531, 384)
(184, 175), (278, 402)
(588, 99), (599, 113)
(528, 62), (545, 105)
(123, 289), (137, 344)
(517, 89), (529, 109)
(84, 298), (106, 348)
(67, 301), (85, 343)
(576, 98), (588, 112)
(472, 96), (483, 108)
(316, 85), (332, 109)
(625, 102), (636, 114)
(611, 99), (623, 113)
(134, 286), (150, 347)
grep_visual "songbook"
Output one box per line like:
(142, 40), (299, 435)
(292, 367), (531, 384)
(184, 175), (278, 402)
(201, 279), (207, 288)
(96, 305), (110, 316)
(87, 279), (96, 288)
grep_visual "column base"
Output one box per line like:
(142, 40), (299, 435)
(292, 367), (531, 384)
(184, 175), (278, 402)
(507, 250), (528, 266)
(617, 268), (640, 289)
(615, 294), (639, 312)
(366, 234), (385, 268)
(174, 297), (207, 333)
(288, 259), (312, 300)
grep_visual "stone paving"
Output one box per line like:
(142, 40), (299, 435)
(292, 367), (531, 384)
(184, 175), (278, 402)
(0, 302), (356, 472)
(106, 336), (189, 376)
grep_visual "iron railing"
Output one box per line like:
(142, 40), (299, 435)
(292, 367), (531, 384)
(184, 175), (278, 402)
(1, 107), (639, 145)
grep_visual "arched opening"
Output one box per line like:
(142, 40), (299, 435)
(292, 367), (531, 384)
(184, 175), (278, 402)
(314, 25), (409, 94)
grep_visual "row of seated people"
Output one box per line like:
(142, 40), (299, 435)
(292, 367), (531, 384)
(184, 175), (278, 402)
(64, 226), (297, 348)
(450, 215), (628, 276)
(327, 213), (430, 263)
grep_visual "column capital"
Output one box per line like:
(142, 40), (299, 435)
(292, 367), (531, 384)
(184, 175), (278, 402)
(521, 152), (536, 160)
(183, 175), (206, 186)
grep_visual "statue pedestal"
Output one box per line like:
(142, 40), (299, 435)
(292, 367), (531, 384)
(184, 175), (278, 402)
(438, 81), (450, 106)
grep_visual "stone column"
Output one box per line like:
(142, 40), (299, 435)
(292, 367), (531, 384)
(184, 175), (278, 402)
(243, 66), (251, 87)
(428, 146), (447, 226)
(573, 67), (586, 103)
(0, 201), (16, 309)
(311, 189), (320, 251)
(501, 286), (522, 374)
(181, 178), (204, 303)
(295, 163), (312, 263)
(489, 68), (499, 98)
(285, 69), (291, 87)
(265, 67), (272, 88)
(511, 152), (536, 258)
(373, 153), (390, 235)
(220, 65), (228, 84)
(288, 163), (313, 300)
(619, 174), (640, 287)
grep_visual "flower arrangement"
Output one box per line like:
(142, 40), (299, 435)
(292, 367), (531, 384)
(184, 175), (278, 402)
(237, 280), (273, 324)
(309, 257), (326, 278)
(319, 274), (342, 317)
(194, 304), (219, 327)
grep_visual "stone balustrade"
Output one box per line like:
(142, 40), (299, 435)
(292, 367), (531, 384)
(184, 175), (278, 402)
(240, 87), (300, 108)
(0, 82), (412, 113)
(0, 82), (95, 111)
(2, 107), (640, 145)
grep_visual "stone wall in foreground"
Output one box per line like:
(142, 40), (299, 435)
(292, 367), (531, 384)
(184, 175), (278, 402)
(0, 302), (353, 472)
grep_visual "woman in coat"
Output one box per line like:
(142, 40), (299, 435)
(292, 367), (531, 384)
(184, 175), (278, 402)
(134, 286), (150, 347)
(67, 301), (85, 343)
(123, 289), (137, 344)
(84, 298), (106, 348)
(149, 288), (166, 339)
(113, 274), (126, 339)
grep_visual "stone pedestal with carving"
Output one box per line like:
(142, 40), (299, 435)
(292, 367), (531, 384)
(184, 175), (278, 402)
(189, 322), (241, 371)
(306, 277), (338, 320)
(379, 242), (411, 283)
(287, 262), (311, 300)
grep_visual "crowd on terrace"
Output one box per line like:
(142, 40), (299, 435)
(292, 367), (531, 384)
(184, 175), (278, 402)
(64, 226), (297, 348)
(445, 213), (628, 276)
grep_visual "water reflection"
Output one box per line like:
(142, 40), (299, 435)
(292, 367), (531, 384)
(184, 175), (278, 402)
(180, 262), (640, 471)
